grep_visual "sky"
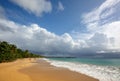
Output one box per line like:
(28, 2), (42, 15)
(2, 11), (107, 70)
(0, 0), (120, 57)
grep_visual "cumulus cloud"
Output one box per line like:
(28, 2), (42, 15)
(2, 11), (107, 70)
(0, 17), (88, 55)
(80, 0), (120, 52)
(100, 21), (120, 49)
(0, 0), (120, 56)
(0, 6), (83, 56)
(0, 6), (86, 55)
(10, 0), (52, 16)
(87, 33), (108, 48)
(57, 1), (64, 11)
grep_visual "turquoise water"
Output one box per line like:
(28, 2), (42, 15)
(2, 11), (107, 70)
(45, 58), (120, 81)
(49, 58), (120, 67)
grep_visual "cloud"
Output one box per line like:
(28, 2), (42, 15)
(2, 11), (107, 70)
(0, 6), (86, 55)
(0, 6), (6, 19)
(1, 18), (118, 55)
(10, 0), (52, 16)
(0, 18), (88, 55)
(100, 21), (120, 49)
(57, 1), (64, 11)
(87, 33), (108, 48)
(0, 0), (120, 56)
(80, 0), (120, 52)
(82, 0), (120, 31)
(0, 6), (84, 56)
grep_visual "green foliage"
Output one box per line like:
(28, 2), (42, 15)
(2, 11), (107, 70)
(0, 41), (42, 63)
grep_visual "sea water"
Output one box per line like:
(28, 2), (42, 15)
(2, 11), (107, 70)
(43, 58), (120, 81)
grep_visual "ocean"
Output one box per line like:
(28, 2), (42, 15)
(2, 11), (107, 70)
(43, 58), (120, 81)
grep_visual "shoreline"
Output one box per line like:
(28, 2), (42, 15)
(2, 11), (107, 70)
(0, 58), (98, 81)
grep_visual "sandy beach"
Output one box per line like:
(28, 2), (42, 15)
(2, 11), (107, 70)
(0, 58), (99, 81)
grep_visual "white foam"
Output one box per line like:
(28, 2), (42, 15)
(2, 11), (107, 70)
(44, 58), (120, 81)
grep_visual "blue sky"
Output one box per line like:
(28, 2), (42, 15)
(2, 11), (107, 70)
(0, 0), (104, 35)
(0, 0), (120, 56)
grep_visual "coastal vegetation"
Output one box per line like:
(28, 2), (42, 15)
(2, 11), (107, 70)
(0, 41), (42, 63)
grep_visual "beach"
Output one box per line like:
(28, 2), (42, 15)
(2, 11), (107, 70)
(0, 58), (98, 81)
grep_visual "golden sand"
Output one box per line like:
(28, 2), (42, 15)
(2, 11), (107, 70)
(0, 58), (99, 81)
